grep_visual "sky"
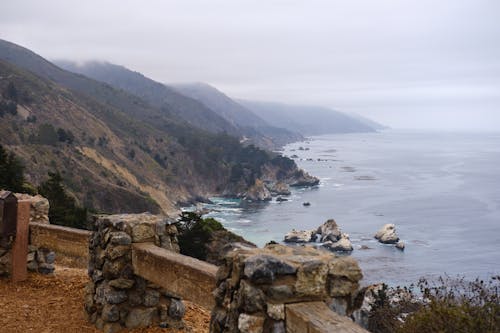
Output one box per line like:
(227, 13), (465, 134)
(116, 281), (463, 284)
(1, 0), (499, 130)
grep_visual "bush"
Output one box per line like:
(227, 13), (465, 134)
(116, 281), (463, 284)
(369, 276), (500, 333)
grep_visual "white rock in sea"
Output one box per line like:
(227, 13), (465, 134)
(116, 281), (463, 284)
(395, 241), (405, 250)
(283, 229), (314, 243)
(374, 224), (400, 244)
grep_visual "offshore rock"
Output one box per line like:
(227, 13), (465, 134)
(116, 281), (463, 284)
(283, 229), (314, 243)
(322, 234), (353, 252)
(374, 224), (400, 244)
(317, 219), (342, 242)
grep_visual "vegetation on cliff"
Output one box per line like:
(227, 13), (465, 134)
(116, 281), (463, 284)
(0, 143), (28, 193)
(0, 39), (315, 215)
(38, 172), (88, 229)
(368, 276), (500, 333)
(177, 212), (255, 265)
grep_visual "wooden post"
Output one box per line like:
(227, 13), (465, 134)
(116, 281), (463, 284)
(11, 200), (30, 282)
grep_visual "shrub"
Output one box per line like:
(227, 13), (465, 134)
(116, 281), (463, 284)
(368, 276), (500, 333)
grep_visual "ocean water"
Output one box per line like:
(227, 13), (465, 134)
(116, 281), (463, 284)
(200, 130), (500, 285)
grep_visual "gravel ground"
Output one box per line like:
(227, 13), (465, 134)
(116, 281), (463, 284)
(0, 266), (210, 333)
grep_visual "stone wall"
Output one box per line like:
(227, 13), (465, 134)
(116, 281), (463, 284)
(85, 213), (184, 333)
(0, 199), (54, 277)
(0, 243), (11, 276)
(210, 243), (363, 333)
(15, 193), (50, 224)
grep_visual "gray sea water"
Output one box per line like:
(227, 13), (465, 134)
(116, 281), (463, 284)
(199, 130), (500, 285)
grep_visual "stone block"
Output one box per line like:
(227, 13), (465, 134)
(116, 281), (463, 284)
(238, 313), (265, 333)
(125, 307), (157, 328)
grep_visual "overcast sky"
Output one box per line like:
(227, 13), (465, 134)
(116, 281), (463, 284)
(1, 0), (499, 129)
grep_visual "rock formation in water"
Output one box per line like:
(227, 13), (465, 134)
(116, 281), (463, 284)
(284, 219), (353, 252)
(374, 224), (400, 244)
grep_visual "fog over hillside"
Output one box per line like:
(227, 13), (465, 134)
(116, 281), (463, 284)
(1, 0), (499, 129)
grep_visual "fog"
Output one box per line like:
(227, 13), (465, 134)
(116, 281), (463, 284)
(1, 0), (499, 129)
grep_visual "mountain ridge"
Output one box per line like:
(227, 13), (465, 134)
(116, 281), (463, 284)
(0, 39), (317, 215)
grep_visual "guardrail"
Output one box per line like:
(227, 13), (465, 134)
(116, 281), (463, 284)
(27, 220), (369, 332)
(131, 243), (218, 309)
(29, 222), (91, 258)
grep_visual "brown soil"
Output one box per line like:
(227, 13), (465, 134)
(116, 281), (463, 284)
(0, 266), (210, 333)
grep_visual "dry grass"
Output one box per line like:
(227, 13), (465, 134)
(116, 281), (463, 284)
(0, 265), (210, 333)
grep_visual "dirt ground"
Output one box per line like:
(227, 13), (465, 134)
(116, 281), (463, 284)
(0, 266), (210, 333)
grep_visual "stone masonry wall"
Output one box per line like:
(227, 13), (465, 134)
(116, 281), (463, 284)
(15, 193), (50, 224)
(0, 194), (54, 277)
(86, 213), (184, 333)
(210, 243), (363, 333)
(0, 243), (12, 277)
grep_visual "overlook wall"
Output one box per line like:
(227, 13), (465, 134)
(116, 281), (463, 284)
(7, 210), (369, 332)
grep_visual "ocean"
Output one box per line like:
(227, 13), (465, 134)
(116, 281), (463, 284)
(198, 130), (500, 285)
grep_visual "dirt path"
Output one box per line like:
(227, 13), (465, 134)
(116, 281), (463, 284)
(0, 266), (210, 333)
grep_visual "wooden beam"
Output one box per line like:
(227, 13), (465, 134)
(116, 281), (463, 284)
(11, 201), (30, 282)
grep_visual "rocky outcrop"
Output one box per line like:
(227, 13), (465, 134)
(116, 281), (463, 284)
(284, 219), (353, 253)
(205, 231), (257, 266)
(244, 179), (272, 202)
(374, 224), (400, 244)
(210, 244), (363, 332)
(288, 169), (320, 187)
(284, 229), (315, 243)
(317, 219), (342, 242)
(322, 234), (353, 252)
(267, 182), (291, 196)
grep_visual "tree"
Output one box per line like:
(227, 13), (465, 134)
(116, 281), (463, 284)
(177, 212), (223, 261)
(0, 144), (26, 192)
(38, 172), (88, 229)
(57, 128), (75, 144)
(37, 123), (58, 145)
(5, 82), (18, 103)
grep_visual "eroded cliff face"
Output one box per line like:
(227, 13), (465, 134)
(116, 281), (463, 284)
(0, 47), (315, 216)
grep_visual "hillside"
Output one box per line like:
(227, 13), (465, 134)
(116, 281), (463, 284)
(54, 60), (241, 136)
(0, 39), (316, 216)
(55, 61), (302, 149)
(239, 100), (378, 136)
(171, 82), (303, 148)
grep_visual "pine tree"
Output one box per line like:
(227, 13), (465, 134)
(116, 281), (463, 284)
(38, 172), (88, 229)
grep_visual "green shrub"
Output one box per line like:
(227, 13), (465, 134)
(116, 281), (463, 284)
(369, 276), (500, 333)
(177, 212), (223, 261)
